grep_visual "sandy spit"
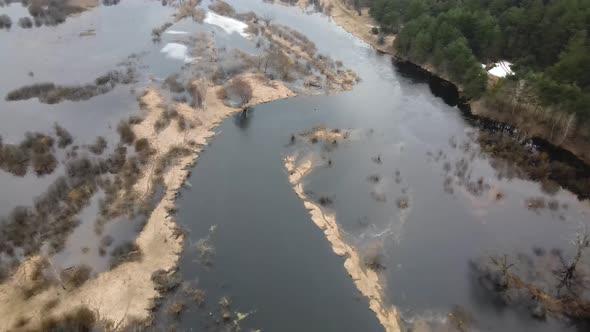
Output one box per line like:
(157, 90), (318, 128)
(0, 73), (295, 331)
(284, 154), (401, 332)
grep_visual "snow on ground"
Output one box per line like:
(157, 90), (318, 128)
(485, 61), (514, 77)
(165, 30), (188, 35)
(204, 11), (249, 37)
(160, 43), (194, 63)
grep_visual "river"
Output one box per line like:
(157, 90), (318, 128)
(0, 0), (588, 331)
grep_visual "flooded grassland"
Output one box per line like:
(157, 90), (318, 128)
(1, 0), (590, 331)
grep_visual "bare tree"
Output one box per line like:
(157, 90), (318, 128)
(189, 79), (208, 110)
(262, 13), (273, 27)
(229, 78), (253, 107)
(558, 113), (576, 146)
(490, 254), (514, 292)
(556, 223), (589, 294)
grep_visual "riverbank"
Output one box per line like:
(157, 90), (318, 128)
(322, 0), (590, 166)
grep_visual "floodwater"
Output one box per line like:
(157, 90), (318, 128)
(1, 0), (589, 331)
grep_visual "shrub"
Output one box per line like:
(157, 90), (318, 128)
(110, 241), (142, 268)
(193, 289), (206, 307)
(117, 120), (135, 145)
(371, 26), (379, 35)
(167, 301), (185, 317)
(134, 138), (155, 164)
(134, 138), (150, 153)
(88, 136), (107, 155)
(18, 16), (33, 28)
(164, 74), (185, 93)
(0, 14), (11, 29)
(38, 307), (96, 332)
(192, 7), (206, 23)
(60, 264), (91, 288)
(227, 78), (253, 107)
(32, 152), (57, 176)
(189, 79), (208, 109)
(364, 244), (386, 271)
(208, 0), (235, 16)
(54, 123), (73, 148)
(151, 269), (181, 292)
(0, 144), (30, 176)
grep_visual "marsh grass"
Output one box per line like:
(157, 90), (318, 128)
(60, 264), (91, 289)
(208, 0), (235, 17)
(88, 136), (107, 155)
(0, 132), (57, 176)
(35, 306), (96, 332)
(110, 241), (142, 268)
(6, 70), (135, 104)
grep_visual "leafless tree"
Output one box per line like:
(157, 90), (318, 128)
(229, 78), (253, 106)
(490, 254), (514, 292)
(189, 79), (208, 110)
(556, 223), (589, 294)
(558, 113), (576, 146)
(262, 13), (273, 27)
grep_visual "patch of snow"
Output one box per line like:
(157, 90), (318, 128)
(487, 61), (514, 77)
(165, 30), (188, 35)
(160, 43), (194, 63)
(204, 11), (249, 37)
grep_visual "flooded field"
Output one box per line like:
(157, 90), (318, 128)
(1, 0), (589, 331)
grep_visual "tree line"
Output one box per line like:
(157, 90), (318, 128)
(369, 0), (590, 124)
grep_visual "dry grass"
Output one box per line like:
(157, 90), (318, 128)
(208, 0), (235, 17)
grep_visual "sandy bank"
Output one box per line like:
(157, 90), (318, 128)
(0, 73), (295, 331)
(322, 0), (395, 54)
(284, 153), (401, 332)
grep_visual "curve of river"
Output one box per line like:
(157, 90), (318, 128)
(1, 0), (588, 331)
(164, 1), (589, 331)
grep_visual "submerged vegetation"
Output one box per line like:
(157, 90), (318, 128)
(0, 132), (58, 176)
(5, 69), (135, 104)
(472, 226), (590, 324)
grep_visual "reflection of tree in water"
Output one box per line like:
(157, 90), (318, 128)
(233, 107), (254, 129)
(469, 224), (590, 325)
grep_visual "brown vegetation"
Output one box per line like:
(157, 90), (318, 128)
(226, 78), (253, 107)
(0, 132), (58, 177)
(0, 14), (11, 29)
(88, 136), (107, 155)
(60, 264), (92, 289)
(54, 124), (73, 148)
(5, 69), (134, 104)
(151, 22), (172, 42)
(117, 119), (136, 145)
(208, 0), (235, 17)
(478, 130), (590, 199)
(109, 241), (142, 268)
(34, 306), (96, 332)
(189, 79), (208, 109)
(473, 226), (590, 325)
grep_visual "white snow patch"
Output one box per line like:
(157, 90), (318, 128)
(165, 30), (188, 35)
(487, 61), (514, 77)
(204, 11), (249, 37)
(160, 43), (194, 63)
